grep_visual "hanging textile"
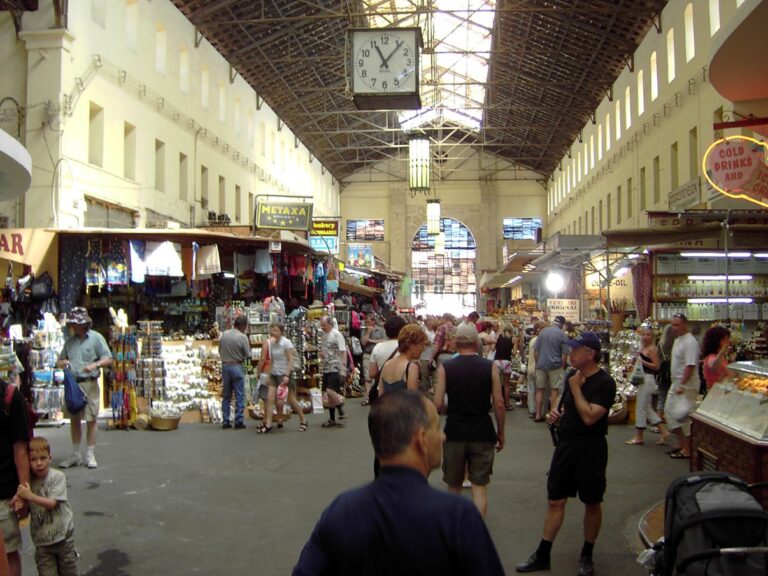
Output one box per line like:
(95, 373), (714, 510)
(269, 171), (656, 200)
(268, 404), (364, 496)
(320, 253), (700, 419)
(104, 240), (129, 286)
(129, 240), (146, 284)
(254, 249), (272, 274)
(181, 244), (195, 281)
(85, 239), (105, 289)
(196, 244), (221, 278)
(58, 236), (89, 312)
(632, 262), (653, 322)
(144, 241), (183, 277)
(234, 252), (256, 277)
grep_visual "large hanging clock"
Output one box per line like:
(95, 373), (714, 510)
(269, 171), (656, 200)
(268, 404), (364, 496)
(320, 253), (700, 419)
(349, 27), (422, 110)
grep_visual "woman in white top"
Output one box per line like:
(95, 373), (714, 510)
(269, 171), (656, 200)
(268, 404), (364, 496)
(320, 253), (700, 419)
(257, 322), (307, 433)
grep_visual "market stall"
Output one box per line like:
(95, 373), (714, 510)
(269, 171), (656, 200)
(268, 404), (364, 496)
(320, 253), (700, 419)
(691, 360), (768, 508)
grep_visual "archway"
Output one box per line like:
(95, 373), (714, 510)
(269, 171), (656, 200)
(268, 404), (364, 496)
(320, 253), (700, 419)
(411, 217), (477, 316)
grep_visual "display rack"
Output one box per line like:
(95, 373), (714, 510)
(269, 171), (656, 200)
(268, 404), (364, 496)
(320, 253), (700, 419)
(137, 320), (164, 400)
(28, 323), (65, 425)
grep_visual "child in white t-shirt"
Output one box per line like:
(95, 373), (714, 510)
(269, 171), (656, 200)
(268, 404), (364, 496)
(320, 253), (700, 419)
(16, 437), (78, 576)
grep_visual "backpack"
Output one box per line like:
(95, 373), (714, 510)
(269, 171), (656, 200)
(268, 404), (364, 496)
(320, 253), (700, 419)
(654, 471), (768, 576)
(3, 380), (36, 439)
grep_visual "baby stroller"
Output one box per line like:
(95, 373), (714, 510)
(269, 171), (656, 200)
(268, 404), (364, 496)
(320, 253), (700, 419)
(648, 472), (768, 575)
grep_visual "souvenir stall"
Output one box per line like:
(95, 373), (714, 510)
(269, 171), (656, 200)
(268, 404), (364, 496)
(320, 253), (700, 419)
(47, 227), (320, 426)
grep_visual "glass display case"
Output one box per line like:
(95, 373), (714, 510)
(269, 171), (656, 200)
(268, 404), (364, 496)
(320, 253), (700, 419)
(695, 361), (768, 441)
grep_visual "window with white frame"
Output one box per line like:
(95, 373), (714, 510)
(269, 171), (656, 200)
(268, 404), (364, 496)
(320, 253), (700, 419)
(709, 0), (720, 35)
(598, 124), (603, 160)
(605, 113), (611, 151)
(201, 65), (209, 109)
(637, 69), (645, 115)
(650, 52), (659, 101)
(684, 3), (695, 62)
(179, 46), (189, 93)
(615, 100), (622, 140)
(125, 0), (138, 51)
(218, 82), (226, 123)
(625, 87), (632, 129)
(667, 29), (676, 83)
(155, 23), (166, 75)
(590, 134), (595, 168)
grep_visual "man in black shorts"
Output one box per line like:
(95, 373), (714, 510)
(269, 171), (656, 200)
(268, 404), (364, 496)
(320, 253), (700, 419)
(516, 332), (616, 576)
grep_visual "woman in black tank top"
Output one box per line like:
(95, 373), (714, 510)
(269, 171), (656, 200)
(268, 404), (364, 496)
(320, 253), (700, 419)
(378, 324), (428, 398)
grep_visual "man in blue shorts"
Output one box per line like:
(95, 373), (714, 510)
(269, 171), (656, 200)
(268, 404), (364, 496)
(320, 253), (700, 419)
(517, 332), (616, 576)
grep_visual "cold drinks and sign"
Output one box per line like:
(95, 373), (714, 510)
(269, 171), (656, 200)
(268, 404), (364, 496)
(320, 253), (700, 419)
(703, 135), (768, 208)
(255, 202), (313, 231)
(310, 220), (339, 236)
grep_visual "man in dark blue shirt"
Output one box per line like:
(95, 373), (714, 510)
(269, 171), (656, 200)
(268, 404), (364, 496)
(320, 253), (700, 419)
(293, 391), (505, 576)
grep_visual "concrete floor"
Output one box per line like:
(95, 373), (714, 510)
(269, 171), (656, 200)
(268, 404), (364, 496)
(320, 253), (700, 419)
(19, 402), (687, 575)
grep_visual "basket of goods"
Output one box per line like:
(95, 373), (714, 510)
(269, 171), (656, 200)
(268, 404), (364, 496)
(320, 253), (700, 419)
(150, 405), (182, 431)
(607, 393), (628, 425)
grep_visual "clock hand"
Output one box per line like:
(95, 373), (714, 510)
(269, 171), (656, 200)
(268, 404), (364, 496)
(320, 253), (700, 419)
(374, 45), (389, 69)
(382, 40), (403, 66)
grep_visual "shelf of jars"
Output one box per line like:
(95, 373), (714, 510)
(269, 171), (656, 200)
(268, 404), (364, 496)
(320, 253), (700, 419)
(653, 275), (768, 322)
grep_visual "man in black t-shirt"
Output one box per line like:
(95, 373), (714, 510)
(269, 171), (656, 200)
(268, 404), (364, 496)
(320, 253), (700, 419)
(517, 332), (616, 576)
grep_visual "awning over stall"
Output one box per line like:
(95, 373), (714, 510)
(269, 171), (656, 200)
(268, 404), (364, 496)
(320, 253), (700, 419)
(0, 228), (58, 275)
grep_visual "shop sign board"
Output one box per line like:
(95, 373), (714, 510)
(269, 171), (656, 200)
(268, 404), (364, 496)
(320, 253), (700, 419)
(703, 135), (768, 209)
(309, 235), (339, 254)
(347, 243), (374, 269)
(346, 219), (384, 241)
(584, 270), (634, 301)
(310, 220), (339, 236)
(0, 228), (57, 273)
(547, 298), (580, 323)
(668, 179), (700, 211)
(255, 201), (313, 231)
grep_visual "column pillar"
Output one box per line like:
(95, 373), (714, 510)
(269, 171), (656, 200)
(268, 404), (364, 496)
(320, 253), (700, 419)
(19, 28), (76, 228)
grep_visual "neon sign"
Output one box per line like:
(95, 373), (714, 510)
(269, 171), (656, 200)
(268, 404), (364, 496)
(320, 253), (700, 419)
(702, 135), (768, 208)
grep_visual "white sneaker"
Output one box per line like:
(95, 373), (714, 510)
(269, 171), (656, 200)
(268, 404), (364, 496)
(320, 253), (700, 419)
(84, 452), (98, 469)
(462, 480), (472, 489)
(60, 453), (83, 468)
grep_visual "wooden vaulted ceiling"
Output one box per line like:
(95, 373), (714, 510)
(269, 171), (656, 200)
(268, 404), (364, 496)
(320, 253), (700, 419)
(170, 0), (667, 183)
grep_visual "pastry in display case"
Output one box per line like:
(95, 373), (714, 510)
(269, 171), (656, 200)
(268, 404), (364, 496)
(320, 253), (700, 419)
(695, 361), (768, 441)
(691, 360), (768, 501)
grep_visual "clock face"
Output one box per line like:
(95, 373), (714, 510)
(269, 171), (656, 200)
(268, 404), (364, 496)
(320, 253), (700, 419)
(351, 29), (419, 94)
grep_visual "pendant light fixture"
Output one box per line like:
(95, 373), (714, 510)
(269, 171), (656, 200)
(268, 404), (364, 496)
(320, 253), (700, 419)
(434, 231), (446, 256)
(408, 135), (430, 194)
(426, 199), (441, 235)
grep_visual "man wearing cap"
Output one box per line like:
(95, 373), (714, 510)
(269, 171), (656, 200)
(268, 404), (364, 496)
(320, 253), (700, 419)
(532, 315), (569, 422)
(517, 332), (616, 576)
(56, 307), (113, 469)
(433, 322), (505, 517)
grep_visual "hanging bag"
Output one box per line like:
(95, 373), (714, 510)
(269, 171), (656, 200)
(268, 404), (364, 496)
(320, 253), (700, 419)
(31, 272), (54, 301)
(368, 347), (399, 404)
(63, 368), (88, 414)
(630, 357), (646, 386)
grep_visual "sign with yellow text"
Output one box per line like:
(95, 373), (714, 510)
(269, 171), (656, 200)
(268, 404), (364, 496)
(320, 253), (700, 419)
(310, 219), (339, 236)
(703, 135), (768, 208)
(255, 202), (313, 231)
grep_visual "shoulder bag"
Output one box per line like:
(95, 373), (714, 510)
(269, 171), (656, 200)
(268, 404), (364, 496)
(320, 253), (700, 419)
(368, 347), (398, 404)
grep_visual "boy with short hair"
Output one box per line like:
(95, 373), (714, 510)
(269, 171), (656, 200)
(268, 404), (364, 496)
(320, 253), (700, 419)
(15, 437), (78, 576)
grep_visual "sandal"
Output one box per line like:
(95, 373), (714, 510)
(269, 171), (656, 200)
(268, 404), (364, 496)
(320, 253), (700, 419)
(256, 425), (273, 434)
(298, 422), (308, 432)
(277, 422), (284, 429)
(321, 420), (337, 428)
(669, 451), (690, 460)
(505, 404), (515, 412)
(666, 447), (681, 455)
(361, 399), (370, 406)
(624, 439), (644, 445)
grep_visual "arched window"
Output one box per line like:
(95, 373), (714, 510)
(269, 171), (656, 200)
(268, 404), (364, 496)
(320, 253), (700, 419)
(411, 218), (477, 316)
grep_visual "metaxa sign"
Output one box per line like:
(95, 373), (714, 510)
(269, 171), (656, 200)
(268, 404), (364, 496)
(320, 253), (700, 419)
(703, 135), (768, 208)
